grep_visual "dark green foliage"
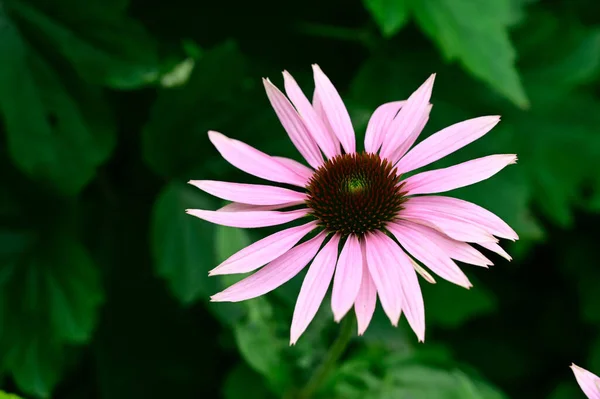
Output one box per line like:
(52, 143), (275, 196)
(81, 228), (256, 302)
(1, 0), (599, 397)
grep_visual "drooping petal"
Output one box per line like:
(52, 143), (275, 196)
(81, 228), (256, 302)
(218, 202), (302, 212)
(211, 232), (326, 302)
(210, 221), (318, 276)
(272, 156), (314, 182)
(364, 232), (402, 326)
(396, 116), (501, 174)
(394, 219), (491, 267)
(388, 104), (432, 165)
(380, 74), (435, 161)
(263, 78), (324, 168)
(405, 196), (518, 241)
(354, 241), (377, 335)
(189, 180), (307, 206)
(403, 154), (518, 195)
(400, 206), (497, 243)
(312, 64), (355, 153)
(208, 131), (308, 187)
(364, 101), (405, 153)
(478, 241), (512, 262)
(283, 71), (340, 158)
(571, 364), (600, 399)
(377, 231), (426, 341)
(290, 234), (340, 344)
(186, 208), (308, 228)
(331, 235), (363, 322)
(388, 222), (472, 288)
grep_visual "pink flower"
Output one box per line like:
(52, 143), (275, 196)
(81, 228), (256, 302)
(187, 65), (518, 344)
(572, 364), (600, 399)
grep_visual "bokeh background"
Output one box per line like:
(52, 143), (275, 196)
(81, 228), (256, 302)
(1, 0), (600, 397)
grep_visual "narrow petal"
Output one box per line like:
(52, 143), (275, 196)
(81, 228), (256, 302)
(364, 233), (402, 326)
(571, 364), (600, 399)
(283, 71), (340, 158)
(312, 87), (340, 147)
(218, 202), (302, 212)
(395, 219), (492, 267)
(388, 104), (432, 164)
(210, 221), (318, 276)
(396, 116), (501, 174)
(478, 241), (512, 262)
(405, 196), (518, 241)
(211, 232), (326, 302)
(403, 154), (518, 195)
(290, 234), (340, 344)
(312, 64), (355, 153)
(263, 78), (323, 168)
(331, 235), (363, 322)
(364, 101), (405, 153)
(380, 74), (435, 161)
(272, 156), (314, 182)
(208, 131), (308, 187)
(354, 241), (377, 335)
(377, 231), (426, 341)
(186, 208), (308, 228)
(189, 180), (306, 206)
(400, 206), (497, 243)
(388, 222), (472, 288)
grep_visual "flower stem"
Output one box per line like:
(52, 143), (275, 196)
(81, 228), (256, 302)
(298, 316), (355, 399)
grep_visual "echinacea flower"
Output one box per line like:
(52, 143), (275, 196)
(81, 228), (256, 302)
(187, 65), (518, 344)
(572, 363), (600, 398)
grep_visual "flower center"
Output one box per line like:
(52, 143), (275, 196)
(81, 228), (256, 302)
(305, 152), (407, 236)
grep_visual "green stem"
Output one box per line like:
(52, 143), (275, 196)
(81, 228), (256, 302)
(298, 316), (355, 399)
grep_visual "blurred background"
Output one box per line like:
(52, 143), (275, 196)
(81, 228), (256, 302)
(1, 0), (600, 397)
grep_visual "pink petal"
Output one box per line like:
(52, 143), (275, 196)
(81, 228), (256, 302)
(396, 116), (501, 174)
(290, 234), (340, 344)
(218, 202), (302, 212)
(186, 208), (308, 228)
(331, 235), (362, 322)
(380, 74), (435, 161)
(364, 232), (402, 326)
(395, 219), (492, 267)
(377, 231), (426, 341)
(211, 232), (326, 302)
(400, 206), (497, 243)
(388, 104), (432, 165)
(354, 241), (377, 335)
(189, 180), (306, 206)
(208, 131), (308, 187)
(571, 364), (600, 399)
(283, 71), (340, 159)
(263, 78), (324, 168)
(405, 196), (517, 241)
(312, 87), (340, 148)
(403, 154), (518, 195)
(272, 156), (314, 182)
(210, 221), (318, 276)
(388, 222), (472, 289)
(478, 241), (512, 262)
(311, 64), (355, 154)
(364, 101), (405, 153)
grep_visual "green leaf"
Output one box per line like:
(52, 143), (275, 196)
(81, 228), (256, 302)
(0, 8), (116, 195)
(363, 0), (410, 37)
(411, 0), (529, 107)
(7, 0), (160, 89)
(422, 277), (497, 329)
(0, 391), (23, 399)
(0, 235), (103, 397)
(151, 182), (217, 304)
(142, 41), (250, 178)
(223, 363), (273, 399)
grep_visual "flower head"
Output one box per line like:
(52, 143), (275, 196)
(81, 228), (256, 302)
(571, 363), (600, 399)
(187, 65), (518, 344)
